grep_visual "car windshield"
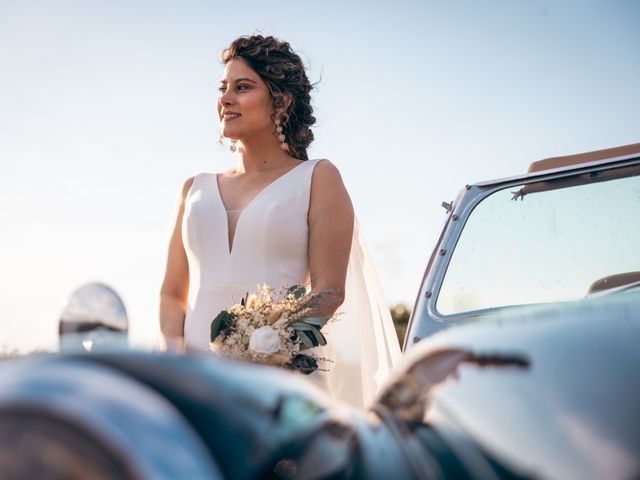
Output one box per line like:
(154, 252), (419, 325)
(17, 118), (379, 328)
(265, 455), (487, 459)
(436, 167), (640, 315)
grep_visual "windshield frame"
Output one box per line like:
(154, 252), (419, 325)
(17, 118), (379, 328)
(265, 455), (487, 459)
(404, 152), (640, 349)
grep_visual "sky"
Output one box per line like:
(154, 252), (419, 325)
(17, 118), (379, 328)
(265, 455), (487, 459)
(1, 0), (639, 352)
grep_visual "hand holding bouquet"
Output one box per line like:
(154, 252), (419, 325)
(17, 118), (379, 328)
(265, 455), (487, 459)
(209, 285), (337, 374)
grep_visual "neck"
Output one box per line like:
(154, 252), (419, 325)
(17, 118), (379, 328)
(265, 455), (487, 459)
(234, 134), (296, 173)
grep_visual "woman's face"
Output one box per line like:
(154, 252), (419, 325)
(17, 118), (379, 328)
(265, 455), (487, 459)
(217, 58), (274, 141)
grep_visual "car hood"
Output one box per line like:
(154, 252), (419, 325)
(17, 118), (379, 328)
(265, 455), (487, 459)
(376, 293), (640, 479)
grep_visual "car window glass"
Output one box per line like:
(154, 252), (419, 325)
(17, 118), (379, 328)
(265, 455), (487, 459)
(437, 170), (640, 315)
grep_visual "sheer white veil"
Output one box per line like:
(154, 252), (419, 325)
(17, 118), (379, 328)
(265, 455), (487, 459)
(322, 220), (402, 408)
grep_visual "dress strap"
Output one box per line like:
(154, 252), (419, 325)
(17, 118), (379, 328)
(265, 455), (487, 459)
(185, 172), (212, 201)
(297, 159), (322, 209)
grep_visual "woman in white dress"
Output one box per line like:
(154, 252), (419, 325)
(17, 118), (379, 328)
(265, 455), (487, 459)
(159, 35), (400, 407)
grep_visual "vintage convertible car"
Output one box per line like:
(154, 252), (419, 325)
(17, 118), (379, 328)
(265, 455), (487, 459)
(1, 144), (639, 479)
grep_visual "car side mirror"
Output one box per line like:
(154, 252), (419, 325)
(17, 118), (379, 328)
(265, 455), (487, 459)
(58, 282), (129, 352)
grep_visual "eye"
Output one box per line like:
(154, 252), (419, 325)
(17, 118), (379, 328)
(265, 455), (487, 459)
(218, 85), (226, 93)
(236, 84), (249, 91)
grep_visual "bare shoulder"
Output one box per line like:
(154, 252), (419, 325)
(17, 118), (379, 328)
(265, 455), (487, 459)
(311, 159), (347, 190)
(310, 159), (353, 215)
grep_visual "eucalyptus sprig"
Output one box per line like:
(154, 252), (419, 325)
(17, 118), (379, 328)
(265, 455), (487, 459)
(209, 284), (337, 374)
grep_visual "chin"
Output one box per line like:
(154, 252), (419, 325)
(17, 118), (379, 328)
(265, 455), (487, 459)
(221, 126), (242, 141)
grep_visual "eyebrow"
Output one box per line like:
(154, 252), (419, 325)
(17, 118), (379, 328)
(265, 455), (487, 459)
(219, 77), (259, 85)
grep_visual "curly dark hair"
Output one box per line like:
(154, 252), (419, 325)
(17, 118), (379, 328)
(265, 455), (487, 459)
(221, 35), (316, 161)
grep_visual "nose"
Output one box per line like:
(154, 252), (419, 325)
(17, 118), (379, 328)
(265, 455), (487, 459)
(219, 87), (234, 107)
(217, 90), (233, 119)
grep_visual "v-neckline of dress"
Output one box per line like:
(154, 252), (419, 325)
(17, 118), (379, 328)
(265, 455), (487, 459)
(215, 161), (308, 255)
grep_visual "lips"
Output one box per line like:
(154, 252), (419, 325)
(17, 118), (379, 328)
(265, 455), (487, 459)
(221, 111), (241, 121)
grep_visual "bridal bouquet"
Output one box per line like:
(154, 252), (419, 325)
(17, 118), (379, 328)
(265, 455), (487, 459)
(209, 285), (335, 374)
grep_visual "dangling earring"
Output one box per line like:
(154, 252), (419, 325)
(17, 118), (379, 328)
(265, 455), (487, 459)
(275, 117), (290, 152)
(229, 139), (238, 153)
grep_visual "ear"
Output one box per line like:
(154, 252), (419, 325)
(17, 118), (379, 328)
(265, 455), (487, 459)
(273, 93), (292, 115)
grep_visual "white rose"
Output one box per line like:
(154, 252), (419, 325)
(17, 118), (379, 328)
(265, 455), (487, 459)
(249, 326), (281, 355)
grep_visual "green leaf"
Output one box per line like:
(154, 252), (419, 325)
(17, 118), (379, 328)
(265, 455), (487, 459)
(303, 316), (326, 327)
(298, 332), (316, 350)
(305, 329), (327, 347)
(288, 285), (306, 299)
(290, 322), (327, 349)
(288, 322), (314, 331)
(285, 354), (318, 375)
(210, 310), (235, 341)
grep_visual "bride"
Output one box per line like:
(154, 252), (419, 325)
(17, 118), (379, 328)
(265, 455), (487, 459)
(159, 35), (400, 408)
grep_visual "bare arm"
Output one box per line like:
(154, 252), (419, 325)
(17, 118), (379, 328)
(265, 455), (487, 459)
(307, 160), (354, 318)
(159, 177), (194, 351)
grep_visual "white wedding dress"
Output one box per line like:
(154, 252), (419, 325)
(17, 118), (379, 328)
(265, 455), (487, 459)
(182, 159), (401, 407)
